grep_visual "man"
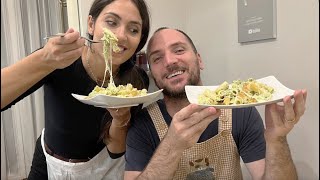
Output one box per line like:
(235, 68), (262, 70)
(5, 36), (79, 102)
(124, 27), (307, 180)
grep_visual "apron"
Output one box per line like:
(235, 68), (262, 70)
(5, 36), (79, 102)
(41, 129), (125, 180)
(147, 103), (243, 180)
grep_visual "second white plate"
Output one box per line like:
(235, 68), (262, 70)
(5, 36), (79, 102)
(185, 76), (294, 109)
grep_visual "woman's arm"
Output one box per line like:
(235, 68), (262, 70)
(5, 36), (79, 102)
(1, 28), (84, 109)
(105, 107), (131, 154)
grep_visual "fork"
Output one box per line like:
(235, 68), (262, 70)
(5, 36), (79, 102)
(43, 34), (102, 43)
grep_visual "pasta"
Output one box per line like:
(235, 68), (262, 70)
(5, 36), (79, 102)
(198, 78), (274, 105)
(88, 83), (147, 98)
(101, 28), (120, 87)
(87, 28), (147, 98)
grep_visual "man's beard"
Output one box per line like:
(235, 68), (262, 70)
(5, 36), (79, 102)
(154, 67), (201, 99)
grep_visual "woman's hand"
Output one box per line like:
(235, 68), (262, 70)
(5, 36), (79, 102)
(107, 107), (131, 128)
(264, 89), (307, 142)
(40, 28), (85, 69)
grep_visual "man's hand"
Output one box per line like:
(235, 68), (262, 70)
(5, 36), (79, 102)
(264, 89), (307, 142)
(165, 104), (221, 152)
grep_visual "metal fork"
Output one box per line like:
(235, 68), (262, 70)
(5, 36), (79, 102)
(43, 34), (102, 43)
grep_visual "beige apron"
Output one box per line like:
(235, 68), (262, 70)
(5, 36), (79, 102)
(147, 102), (243, 180)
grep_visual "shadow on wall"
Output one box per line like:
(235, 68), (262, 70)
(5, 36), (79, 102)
(295, 161), (318, 180)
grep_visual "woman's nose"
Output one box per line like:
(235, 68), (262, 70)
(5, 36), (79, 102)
(114, 27), (127, 42)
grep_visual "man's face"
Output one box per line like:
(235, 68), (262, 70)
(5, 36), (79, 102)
(148, 29), (204, 98)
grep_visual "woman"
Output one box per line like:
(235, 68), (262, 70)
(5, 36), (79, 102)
(1, 0), (150, 179)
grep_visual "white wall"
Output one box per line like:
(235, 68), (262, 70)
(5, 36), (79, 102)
(185, 0), (319, 179)
(145, 0), (186, 49)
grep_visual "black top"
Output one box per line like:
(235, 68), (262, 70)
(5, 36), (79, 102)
(125, 100), (266, 171)
(2, 57), (148, 159)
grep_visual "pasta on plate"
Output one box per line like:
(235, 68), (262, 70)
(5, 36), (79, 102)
(198, 78), (274, 105)
(88, 84), (147, 98)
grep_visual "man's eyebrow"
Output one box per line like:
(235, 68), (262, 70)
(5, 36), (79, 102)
(149, 50), (161, 59)
(148, 41), (187, 58)
(169, 41), (187, 48)
(104, 12), (142, 26)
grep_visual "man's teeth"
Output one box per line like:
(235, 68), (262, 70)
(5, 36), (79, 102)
(167, 71), (184, 79)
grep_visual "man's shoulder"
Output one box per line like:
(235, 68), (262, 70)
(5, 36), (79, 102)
(231, 106), (263, 129)
(232, 106), (259, 118)
(132, 99), (165, 124)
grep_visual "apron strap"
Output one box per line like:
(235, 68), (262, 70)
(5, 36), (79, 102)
(218, 109), (233, 133)
(147, 102), (168, 140)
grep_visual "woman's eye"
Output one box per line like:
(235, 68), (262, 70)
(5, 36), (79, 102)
(131, 28), (139, 34)
(106, 20), (117, 27)
(129, 27), (140, 35)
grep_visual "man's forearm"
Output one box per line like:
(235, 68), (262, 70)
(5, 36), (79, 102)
(137, 137), (183, 180)
(263, 137), (297, 180)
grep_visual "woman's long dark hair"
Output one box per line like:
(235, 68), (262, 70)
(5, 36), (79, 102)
(88, 0), (150, 143)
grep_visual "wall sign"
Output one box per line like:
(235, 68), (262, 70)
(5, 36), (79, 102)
(237, 0), (277, 43)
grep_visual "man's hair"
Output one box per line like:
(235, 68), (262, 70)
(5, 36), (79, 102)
(146, 27), (198, 59)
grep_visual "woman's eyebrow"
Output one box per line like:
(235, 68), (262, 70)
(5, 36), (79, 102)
(104, 12), (142, 26)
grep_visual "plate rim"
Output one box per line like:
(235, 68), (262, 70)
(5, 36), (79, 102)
(72, 89), (163, 100)
(71, 89), (163, 108)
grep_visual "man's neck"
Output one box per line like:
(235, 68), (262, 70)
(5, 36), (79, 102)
(163, 95), (190, 117)
(162, 81), (203, 117)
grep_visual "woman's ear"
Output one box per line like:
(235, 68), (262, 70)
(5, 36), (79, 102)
(87, 15), (94, 36)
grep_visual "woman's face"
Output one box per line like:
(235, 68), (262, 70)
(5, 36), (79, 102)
(88, 0), (142, 66)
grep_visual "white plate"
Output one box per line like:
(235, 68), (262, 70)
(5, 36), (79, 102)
(185, 76), (294, 109)
(72, 89), (163, 108)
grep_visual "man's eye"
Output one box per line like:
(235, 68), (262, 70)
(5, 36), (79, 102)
(175, 48), (184, 54)
(153, 56), (161, 63)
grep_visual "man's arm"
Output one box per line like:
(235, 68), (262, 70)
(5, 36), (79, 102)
(1, 28), (84, 109)
(124, 104), (221, 180)
(245, 138), (297, 180)
(245, 90), (307, 180)
(263, 137), (297, 180)
(125, 135), (184, 180)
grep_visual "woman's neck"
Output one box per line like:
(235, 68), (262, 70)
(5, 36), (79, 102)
(83, 47), (120, 86)
(83, 47), (104, 80)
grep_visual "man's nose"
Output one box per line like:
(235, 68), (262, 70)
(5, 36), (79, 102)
(163, 52), (178, 67)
